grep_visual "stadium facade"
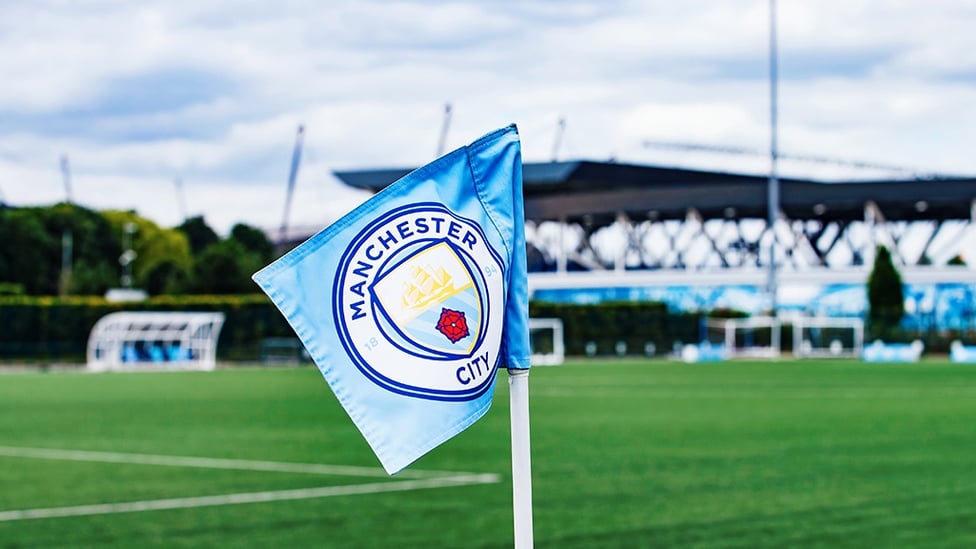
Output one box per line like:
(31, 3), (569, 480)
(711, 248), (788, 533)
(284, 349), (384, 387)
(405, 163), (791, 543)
(332, 161), (976, 331)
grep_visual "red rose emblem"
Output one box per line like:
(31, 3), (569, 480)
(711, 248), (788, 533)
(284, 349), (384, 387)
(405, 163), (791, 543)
(436, 308), (470, 343)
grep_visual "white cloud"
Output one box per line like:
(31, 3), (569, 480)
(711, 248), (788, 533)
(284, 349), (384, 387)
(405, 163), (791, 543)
(1, 0), (974, 234)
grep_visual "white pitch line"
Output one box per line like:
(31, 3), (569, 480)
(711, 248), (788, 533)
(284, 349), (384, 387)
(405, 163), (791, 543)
(0, 473), (500, 522)
(0, 446), (468, 480)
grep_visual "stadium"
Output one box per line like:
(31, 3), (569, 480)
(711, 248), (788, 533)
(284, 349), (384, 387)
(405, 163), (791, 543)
(4, 2), (976, 547)
(6, 154), (976, 547)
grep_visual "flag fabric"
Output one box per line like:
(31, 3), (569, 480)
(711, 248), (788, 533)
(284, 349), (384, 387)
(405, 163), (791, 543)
(253, 125), (530, 474)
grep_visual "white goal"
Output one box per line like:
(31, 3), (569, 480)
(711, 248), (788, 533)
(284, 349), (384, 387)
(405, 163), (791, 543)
(705, 316), (781, 359)
(87, 311), (225, 372)
(792, 316), (864, 358)
(529, 318), (565, 366)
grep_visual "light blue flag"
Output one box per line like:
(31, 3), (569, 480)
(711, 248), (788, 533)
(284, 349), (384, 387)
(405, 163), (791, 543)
(253, 125), (530, 474)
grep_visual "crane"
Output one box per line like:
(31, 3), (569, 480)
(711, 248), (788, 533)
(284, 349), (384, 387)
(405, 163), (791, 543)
(436, 103), (452, 157)
(59, 154), (74, 295)
(551, 117), (566, 162)
(60, 154), (74, 203)
(278, 125), (306, 243)
(173, 176), (188, 221)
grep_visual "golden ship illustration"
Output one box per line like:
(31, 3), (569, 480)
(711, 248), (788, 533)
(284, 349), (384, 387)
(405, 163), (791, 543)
(401, 264), (469, 312)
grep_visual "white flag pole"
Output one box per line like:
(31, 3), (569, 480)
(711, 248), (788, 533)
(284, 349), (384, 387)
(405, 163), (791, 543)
(508, 367), (534, 548)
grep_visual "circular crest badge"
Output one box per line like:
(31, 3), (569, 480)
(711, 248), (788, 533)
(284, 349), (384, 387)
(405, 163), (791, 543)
(333, 203), (505, 400)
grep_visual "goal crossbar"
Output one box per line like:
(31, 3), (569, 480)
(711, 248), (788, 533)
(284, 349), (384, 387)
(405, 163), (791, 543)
(792, 316), (864, 358)
(705, 317), (781, 359)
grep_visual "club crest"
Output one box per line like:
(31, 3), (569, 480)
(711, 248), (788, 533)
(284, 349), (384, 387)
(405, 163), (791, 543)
(334, 203), (505, 401)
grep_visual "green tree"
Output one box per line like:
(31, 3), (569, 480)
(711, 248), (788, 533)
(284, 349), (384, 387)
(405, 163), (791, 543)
(191, 239), (262, 294)
(58, 204), (121, 294)
(142, 259), (191, 295)
(136, 229), (193, 294)
(229, 223), (274, 264)
(0, 203), (119, 295)
(176, 216), (219, 255)
(0, 208), (55, 294)
(70, 260), (118, 295)
(102, 210), (194, 294)
(867, 245), (905, 340)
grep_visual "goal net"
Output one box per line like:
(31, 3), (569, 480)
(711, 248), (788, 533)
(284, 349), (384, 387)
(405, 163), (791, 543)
(705, 316), (781, 359)
(792, 316), (864, 358)
(529, 317), (565, 366)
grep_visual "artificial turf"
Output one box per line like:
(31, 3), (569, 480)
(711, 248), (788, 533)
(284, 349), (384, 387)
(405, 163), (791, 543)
(1, 359), (975, 548)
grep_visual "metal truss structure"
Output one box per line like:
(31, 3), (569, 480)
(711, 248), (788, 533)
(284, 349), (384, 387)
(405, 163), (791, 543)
(332, 160), (976, 276)
(527, 201), (976, 275)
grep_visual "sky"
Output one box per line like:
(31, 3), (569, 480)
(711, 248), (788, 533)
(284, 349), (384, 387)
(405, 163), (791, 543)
(1, 0), (975, 235)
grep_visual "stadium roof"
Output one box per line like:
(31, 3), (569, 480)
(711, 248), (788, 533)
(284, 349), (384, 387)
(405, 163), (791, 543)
(334, 160), (976, 226)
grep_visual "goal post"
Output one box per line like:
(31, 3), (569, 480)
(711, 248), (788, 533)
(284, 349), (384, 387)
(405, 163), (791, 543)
(705, 316), (781, 359)
(529, 317), (564, 366)
(792, 316), (864, 358)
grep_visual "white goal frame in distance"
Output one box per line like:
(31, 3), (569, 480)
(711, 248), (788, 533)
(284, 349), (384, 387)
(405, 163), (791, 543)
(792, 316), (865, 359)
(705, 316), (782, 359)
(87, 311), (225, 372)
(529, 317), (565, 366)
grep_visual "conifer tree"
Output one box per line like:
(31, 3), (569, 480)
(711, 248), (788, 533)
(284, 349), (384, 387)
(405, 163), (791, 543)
(867, 245), (904, 339)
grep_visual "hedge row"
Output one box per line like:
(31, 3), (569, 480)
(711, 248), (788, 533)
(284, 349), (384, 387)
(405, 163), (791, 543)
(0, 295), (294, 361)
(1, 296), (714, 362)
(5, 296), (814, 364)
(529, 301), (707, 356)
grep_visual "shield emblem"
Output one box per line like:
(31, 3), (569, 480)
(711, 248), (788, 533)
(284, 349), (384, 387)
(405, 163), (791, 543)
(371, 240), (484, 358)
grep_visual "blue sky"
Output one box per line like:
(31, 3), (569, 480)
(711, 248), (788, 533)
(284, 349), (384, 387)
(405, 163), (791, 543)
(1, 0), (975, 233)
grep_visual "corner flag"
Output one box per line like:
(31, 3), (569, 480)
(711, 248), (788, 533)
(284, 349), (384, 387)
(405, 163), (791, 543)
(252, 125), (530, 475)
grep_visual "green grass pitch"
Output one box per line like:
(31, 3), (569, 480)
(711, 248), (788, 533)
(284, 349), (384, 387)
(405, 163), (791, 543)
(2, 359), (976, 548)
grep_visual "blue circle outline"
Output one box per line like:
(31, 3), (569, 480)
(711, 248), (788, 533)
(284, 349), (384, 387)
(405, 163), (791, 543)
(333, 203), (505, 401)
